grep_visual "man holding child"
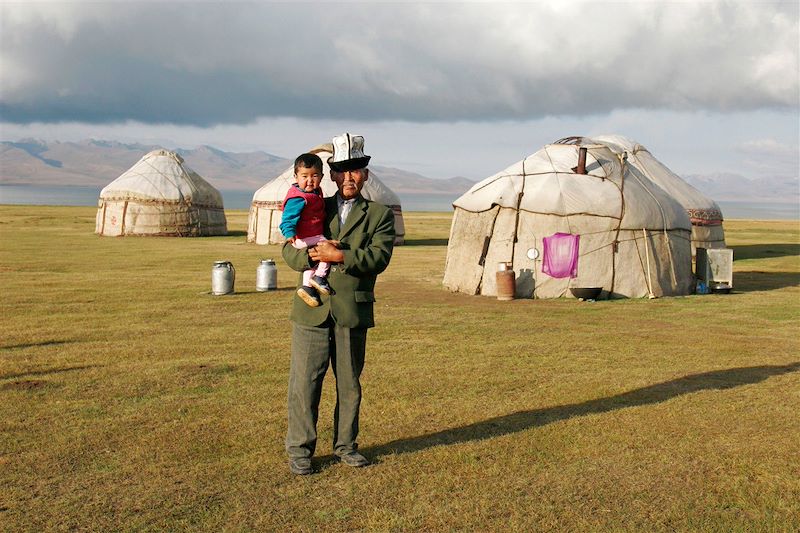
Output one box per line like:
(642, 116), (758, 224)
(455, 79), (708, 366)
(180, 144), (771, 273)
(281, 133), (395, 475)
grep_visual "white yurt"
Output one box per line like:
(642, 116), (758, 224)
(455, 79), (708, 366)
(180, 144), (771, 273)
(96, 149), (227, 236)
(590, 134), (726, 254)
(443, 139), (694, 299)
(247, 144), (405, 245)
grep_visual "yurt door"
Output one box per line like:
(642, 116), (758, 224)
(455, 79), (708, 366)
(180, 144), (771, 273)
(102, 201), (126, 236)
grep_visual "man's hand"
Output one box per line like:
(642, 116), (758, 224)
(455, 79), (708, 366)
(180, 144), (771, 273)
(309, 240), (344, 264)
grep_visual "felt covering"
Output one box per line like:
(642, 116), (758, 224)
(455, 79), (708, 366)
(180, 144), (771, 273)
(444, 142), (693, 299)
(95, 149), (227, 236)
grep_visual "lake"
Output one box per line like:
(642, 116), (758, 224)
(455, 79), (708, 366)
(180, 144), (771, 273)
(0, 185), (459, 213)
(1, 184), (798, 219)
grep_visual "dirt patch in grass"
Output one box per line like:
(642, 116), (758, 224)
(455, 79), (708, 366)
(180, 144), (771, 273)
(175, 363), (239, 378)
(0, 379), (55, 391)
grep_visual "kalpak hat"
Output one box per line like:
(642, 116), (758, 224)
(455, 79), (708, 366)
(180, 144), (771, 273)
(328, 133), (371, 172)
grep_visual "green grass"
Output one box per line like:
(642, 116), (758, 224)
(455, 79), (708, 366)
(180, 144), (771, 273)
(1, 206), (799, 531)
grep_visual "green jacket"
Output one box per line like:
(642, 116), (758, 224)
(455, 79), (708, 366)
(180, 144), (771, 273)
(282, 194), (395, 328)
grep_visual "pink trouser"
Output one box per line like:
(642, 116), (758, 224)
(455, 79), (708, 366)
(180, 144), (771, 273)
(292, 234), (330, 287)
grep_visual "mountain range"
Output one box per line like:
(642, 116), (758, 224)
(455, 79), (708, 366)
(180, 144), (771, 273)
(682, 173), (799, 204)
(0, 139), (475, 196)
(1, 139), (797, 204)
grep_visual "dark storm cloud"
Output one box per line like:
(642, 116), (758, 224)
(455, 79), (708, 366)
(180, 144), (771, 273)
(1, 2), (797, 126)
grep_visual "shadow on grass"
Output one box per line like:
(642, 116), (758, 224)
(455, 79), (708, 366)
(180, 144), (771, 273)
(203, 287), (295, 296)
(0, 365), (97, 380)
(361, 362), (800, 460)
(732, 244), (800, 261)
(178, 230), (246, 238)
(0, 340), (75, 351)
(732, 271), (800, 292)
(402, 238), (449, 247)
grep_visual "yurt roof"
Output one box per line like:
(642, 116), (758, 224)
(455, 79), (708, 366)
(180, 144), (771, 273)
(453, 142), (691, 231)
(252, 143), (401, 206)
(589, 134), (723, 217)
(100, 149), (224, 207)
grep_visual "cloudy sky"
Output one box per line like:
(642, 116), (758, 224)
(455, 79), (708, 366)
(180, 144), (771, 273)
(1, 1), (798, 181)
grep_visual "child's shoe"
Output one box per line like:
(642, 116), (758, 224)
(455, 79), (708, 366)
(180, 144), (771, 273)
(297, 286), (322, 307)
(309, 275), (333, 296)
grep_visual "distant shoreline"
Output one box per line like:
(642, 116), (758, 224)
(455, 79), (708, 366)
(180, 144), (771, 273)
(1, 183), (798, 219)
(0, 184), (461, 213)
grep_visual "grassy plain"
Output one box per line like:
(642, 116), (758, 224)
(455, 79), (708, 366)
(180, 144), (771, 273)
(1, 205), (799, 531)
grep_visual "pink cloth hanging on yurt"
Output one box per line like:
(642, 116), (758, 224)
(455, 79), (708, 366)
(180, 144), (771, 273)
(542, 233), (580, 278)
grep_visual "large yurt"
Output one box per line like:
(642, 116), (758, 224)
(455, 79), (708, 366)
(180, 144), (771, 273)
(96, 149), (227, 237)
(443, 139), (694, 299)
(590, 134), (726, 254)
(247, 144), (405, 245)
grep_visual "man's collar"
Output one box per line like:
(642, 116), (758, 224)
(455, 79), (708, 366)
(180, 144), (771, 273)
(336, 193), (360, 205)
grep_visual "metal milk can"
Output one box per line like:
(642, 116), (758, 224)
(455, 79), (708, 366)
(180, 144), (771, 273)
(256, 259), (277, 291)
(211, 261), (235, 295)
(496, 261), (516, 301)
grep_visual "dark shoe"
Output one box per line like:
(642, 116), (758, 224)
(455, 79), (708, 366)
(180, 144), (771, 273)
(297, 286), (321, 307)
(337, 451), (370, 468)
(288, 457), (313, 475)
(309, 275), (333, 296)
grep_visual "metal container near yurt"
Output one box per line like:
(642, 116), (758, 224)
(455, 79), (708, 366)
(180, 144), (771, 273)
(211, 261), (235, 295)
(256, 259), (278, 291)
(496, 262), (516, 301)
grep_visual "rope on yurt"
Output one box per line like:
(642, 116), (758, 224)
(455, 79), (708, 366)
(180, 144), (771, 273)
(180, 159), (206, 237)
(628, 152), (679, 282)
(470, 173), (515, 193)
(633, 229), (647, 272)
(251, 207), (259, 242)
(642, 228), (656, 298)
(664, 229), (678, 287)
(186, 171), (207, 236)
(624, 155), (679, 287)
(140, 152), (179, 204)
(470, 144), (563, 196)
(121, 201), (128, 235)
(131, 152), (189, 235)
(475, 205), (502, 296)
(609, 152), (628, 295)
(543, 145), (577, 236)
(100, 202), (107, 235)
(509, 158), (528, 264)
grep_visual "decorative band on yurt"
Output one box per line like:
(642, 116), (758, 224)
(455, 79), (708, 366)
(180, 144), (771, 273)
(98, 197), (225, 210)
(687, 208), (723, 226)
(251, 200), (283, 209)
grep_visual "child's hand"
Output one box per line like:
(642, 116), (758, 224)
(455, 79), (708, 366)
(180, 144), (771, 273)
(287, 236), (297, 244)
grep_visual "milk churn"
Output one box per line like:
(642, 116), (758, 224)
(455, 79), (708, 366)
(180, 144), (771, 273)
(211, 261), (235, 295)
(496, 262), (516, 301)
(256, 259), (278, 291)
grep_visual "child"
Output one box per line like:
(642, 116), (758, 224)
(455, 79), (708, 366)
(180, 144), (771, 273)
(280, 153), (333, 307)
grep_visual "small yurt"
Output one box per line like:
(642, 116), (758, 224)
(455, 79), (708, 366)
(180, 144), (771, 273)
(443, 139), (694, 299)
(247, 144), (405, 245)
(96, 149), (227, 237)
(590, 134), (726, 254)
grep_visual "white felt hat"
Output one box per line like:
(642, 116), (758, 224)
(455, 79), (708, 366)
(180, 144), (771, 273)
(328, 133), (371, 172)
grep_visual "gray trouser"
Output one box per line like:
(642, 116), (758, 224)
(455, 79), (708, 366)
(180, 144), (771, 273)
(286, 320), (367, 459)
